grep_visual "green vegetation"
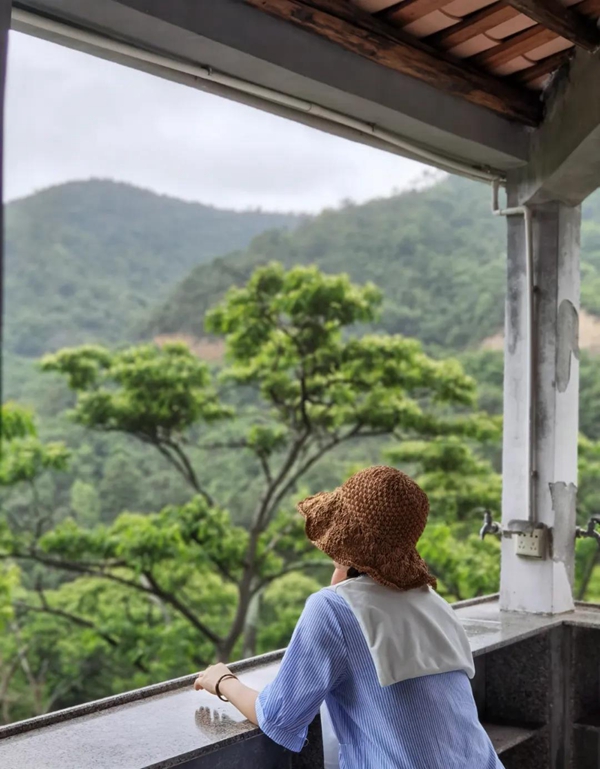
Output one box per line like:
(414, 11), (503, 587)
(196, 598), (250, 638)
(1, 265), (501, 721)
(141, 177), (597, 350)
(144, 176), (507, 350)
(4, 180), (301, 357)
(3, 175), (600, 725)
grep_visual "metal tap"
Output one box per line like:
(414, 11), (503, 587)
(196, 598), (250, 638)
(479, 509), (501, 540)
(576, 516), (600, 547)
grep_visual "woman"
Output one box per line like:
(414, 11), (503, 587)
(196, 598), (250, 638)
(195, 466), (503, 768)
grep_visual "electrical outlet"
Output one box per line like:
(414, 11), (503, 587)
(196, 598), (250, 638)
(514, 529), (547, 559)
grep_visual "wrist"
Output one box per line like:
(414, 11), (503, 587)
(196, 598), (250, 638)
(219, 675), (242, 701)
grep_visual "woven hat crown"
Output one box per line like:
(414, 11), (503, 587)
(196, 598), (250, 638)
(338, 465), (429, 548)
(298, 465), (436, 591)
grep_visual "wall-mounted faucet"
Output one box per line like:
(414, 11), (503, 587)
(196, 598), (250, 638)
(576, 517), (600, 547)
(479, 509), (502, 540)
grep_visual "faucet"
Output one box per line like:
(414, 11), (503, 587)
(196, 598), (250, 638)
(576, 516), (600, 546)
(479, 509), (501, 540)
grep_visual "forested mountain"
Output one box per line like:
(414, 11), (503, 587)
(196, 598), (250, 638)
(144, 175), (600, 353)
(8, 175), (600, 364)
(4, 180), (302, 357)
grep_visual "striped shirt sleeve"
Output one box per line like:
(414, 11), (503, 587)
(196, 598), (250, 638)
(256, 590), (347, 752)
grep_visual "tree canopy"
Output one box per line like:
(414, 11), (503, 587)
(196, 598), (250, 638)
(1, 265), (503, 723)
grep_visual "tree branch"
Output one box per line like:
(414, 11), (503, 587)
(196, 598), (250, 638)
(253, 430), (311, 534)
(188, 533), (236, 584)
(142, 570), (223, 647)
(164, 439), (214, 507)
(4, 550), (222, 649)
(15, 592), (150, 674)
(264, 424), (388, 523)
(258, 454), (273, 484)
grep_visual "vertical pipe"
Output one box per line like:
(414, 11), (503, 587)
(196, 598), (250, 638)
(524, 206), (537, 525)
(492, 181), (536, 524)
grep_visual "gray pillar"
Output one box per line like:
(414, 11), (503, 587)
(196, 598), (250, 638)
(501, 200), (581, 614)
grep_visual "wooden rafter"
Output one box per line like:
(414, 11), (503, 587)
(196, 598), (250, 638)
(472, 24), (558, 66)
(428, 2), (520, 49)
(505, 0), (600, 50)
(515, 48), (571, 85)
(379, 0), (454, 25)
(244, 0), (541, 124)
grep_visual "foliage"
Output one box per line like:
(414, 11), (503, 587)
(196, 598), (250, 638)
(0, 403), (69, 487)
(419, 524), (500, 602)
(4, 175), (600, 725)
(2, 265), (489, 690)
(257, 572), (323, 653)
(41, 343), (232, 501)
(144, 178), (600, 355)
(4, 179), (301, 357)
(387, 436), (501, 523)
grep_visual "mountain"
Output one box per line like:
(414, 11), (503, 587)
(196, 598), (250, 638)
(4, 180), (303, 357)
(143, 176), (600, 353)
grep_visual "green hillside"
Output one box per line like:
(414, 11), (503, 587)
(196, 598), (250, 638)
(4, 180), (302, 357)
(144, 175), (600, 352)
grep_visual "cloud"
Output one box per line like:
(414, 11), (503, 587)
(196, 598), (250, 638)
(5, 31), (427, 213)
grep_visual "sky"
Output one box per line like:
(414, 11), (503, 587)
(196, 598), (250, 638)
(5, 31), (431, 214)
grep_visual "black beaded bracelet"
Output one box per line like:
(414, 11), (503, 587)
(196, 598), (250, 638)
(215, 673), (238, 702)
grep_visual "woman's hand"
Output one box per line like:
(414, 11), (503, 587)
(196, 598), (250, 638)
(193, 663), (259, 725)
(194, 663), (234, 696)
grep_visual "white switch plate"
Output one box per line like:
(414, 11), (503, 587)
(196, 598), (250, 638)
(514, 529), (546, 559)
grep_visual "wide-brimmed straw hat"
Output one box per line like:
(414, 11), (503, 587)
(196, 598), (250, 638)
(297, 465), (437, 591)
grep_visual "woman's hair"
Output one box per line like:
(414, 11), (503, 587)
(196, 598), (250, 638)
(347, 567), (366, 579)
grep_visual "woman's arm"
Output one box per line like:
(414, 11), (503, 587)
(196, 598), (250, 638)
(194, 663), (258, 724)
(194, 592), (347, 753)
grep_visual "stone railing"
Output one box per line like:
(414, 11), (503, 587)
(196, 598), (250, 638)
(2, 597), (600, 769)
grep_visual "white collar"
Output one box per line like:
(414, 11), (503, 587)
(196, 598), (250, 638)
(330, 576), (474, 687)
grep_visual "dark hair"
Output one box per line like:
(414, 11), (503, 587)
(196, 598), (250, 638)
(347, 567), (366, 579)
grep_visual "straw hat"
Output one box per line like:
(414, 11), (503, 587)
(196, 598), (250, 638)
(297, 465), (437, 591)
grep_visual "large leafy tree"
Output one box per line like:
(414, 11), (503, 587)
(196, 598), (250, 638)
(3, 264), (491, 665)
(0, 403), (73, 722)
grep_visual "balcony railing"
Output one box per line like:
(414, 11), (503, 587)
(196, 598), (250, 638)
(1, 597), (600, 769)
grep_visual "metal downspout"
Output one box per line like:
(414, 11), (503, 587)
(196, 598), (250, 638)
(492, 179), (537, 525)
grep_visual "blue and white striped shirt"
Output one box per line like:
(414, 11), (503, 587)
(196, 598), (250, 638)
(256, 588), (504, 769)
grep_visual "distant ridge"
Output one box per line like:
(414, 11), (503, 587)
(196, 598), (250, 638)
(143, 175), (600, 353)
(4, 178), (303, 357)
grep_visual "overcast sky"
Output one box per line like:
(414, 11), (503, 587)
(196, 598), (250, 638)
(5, 31), (431, 213)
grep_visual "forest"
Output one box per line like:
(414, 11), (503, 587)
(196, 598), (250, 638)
(2, 174), (600, 724)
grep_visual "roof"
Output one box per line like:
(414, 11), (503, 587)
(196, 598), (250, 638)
(246, 0), (600, 125)
(12, 0), (600, 201)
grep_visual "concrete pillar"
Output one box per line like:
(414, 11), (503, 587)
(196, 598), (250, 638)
(501, 200), (581, 614)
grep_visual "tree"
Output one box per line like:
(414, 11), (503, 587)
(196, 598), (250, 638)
(4, 264), (489, 663)
(0, 403), (73, 723)
(419, 525), (500, 602)
(70, 481), (101, 528)
(384, 432), (502, 601)
(387, 435), (501, 523)
(1, 402), (69, 487)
